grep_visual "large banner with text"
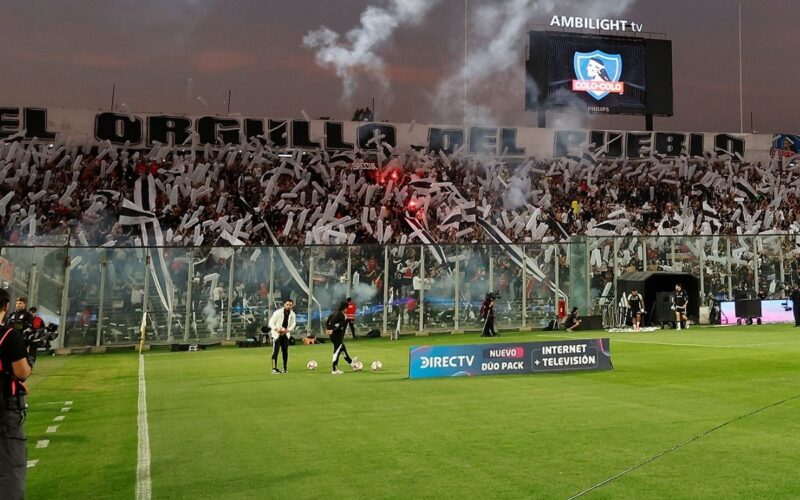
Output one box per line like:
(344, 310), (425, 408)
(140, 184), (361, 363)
(408, 338), (612, 379)
(2, 106), (798, 162)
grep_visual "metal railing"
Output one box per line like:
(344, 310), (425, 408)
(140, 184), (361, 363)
(0, 234), (794, 347)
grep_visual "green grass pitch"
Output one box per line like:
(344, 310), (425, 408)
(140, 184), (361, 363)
(23, 325), (800, 499)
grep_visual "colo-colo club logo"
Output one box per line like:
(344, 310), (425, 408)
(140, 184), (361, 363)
(572, 50), (624, 100)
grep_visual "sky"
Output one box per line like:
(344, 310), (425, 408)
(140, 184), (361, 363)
(1, 0), (797, 134)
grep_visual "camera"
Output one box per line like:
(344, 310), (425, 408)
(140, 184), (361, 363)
(23, 323), (59, 367)
(486, 291), (501, 300)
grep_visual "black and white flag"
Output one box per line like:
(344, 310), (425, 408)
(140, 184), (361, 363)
(118, 174), (175, 314)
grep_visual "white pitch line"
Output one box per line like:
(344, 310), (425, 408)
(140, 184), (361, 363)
(137, 355), (152, 500)
(46, 426), (58, 433)
(54, 415), (65, 422)
(36, 440), (49, 449)
(65, 401), (73, 405)
(61, 407), (71, 413)
(614, 339), (796, 349)
(27, 460), (38, 468)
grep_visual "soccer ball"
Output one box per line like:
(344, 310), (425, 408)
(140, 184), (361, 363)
(306, 360), (318, 371)
(371, 360), (383, 371)
(352, 361), (364, 371)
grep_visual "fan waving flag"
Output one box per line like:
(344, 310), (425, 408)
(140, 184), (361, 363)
(405, 215), (453, 274)
(118, 174), (175, 314)
(477, 218), (566, 299)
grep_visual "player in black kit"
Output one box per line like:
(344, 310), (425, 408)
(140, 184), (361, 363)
(628, 289), (644, 332)
(325, 301), (358, 375)
(672, 283), (689, 330)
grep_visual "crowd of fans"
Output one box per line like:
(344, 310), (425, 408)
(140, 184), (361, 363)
(3, 137), (799, 341)
(2, 138), (800, 249)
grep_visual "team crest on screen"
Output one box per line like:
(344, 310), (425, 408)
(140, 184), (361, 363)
(572, 50), (624, 100)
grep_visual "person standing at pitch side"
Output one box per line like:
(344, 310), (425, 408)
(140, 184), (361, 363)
(480, 293), (498, 337)
(790, 285), (800, 327)
(269, 299), (296, 374)
(0, 288), (32, 500)
(628, 289), (644, 332)
(672, 283), (689, 330)
(344, 297), (357, 340)
(326, 301), (358, 375)
(6, 298), (33, 338)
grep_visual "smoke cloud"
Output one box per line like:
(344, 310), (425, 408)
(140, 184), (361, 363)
(302, 0), (439, 99)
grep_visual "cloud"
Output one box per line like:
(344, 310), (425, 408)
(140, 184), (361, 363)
(192, 49), (258, 74)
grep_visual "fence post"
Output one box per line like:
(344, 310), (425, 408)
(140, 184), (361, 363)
(699, 238), (706, 302)
(454, 256), (460, 332)
(57, 251), (72, 350)
(726, 238), (734, 300)
(779, 239), (785, 290)
(184, 260), (194, 342)
(96, 253), (107, 346)
(521, 244), (527, 329)
(346, 247), (352, 298)
(226, 252), (235, 341)
(307, 250), (315, 337)
(752, 236), (759, 296)
(613, 238), (620, 302)
(488, 246), (495, 292)
(554, 245), (560, 312)
(142, 255), (151, 343)
(641, 238), (647, 271)
(166, 291), (174, 341)
(671, 238), (677, 271)
(28, 256), (38, 310)
(383, 245), (389, 336)
(269, 248), (275, 306)
(418, 246), (425, 333)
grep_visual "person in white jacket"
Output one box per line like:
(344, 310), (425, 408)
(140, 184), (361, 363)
(269, 299), (296, 374)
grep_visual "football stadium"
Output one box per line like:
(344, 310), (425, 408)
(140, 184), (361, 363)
(2, 1), (800, 499)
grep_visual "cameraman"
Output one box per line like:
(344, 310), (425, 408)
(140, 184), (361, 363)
(481, 293), (498, 337)
(0, 289), (32, 500)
